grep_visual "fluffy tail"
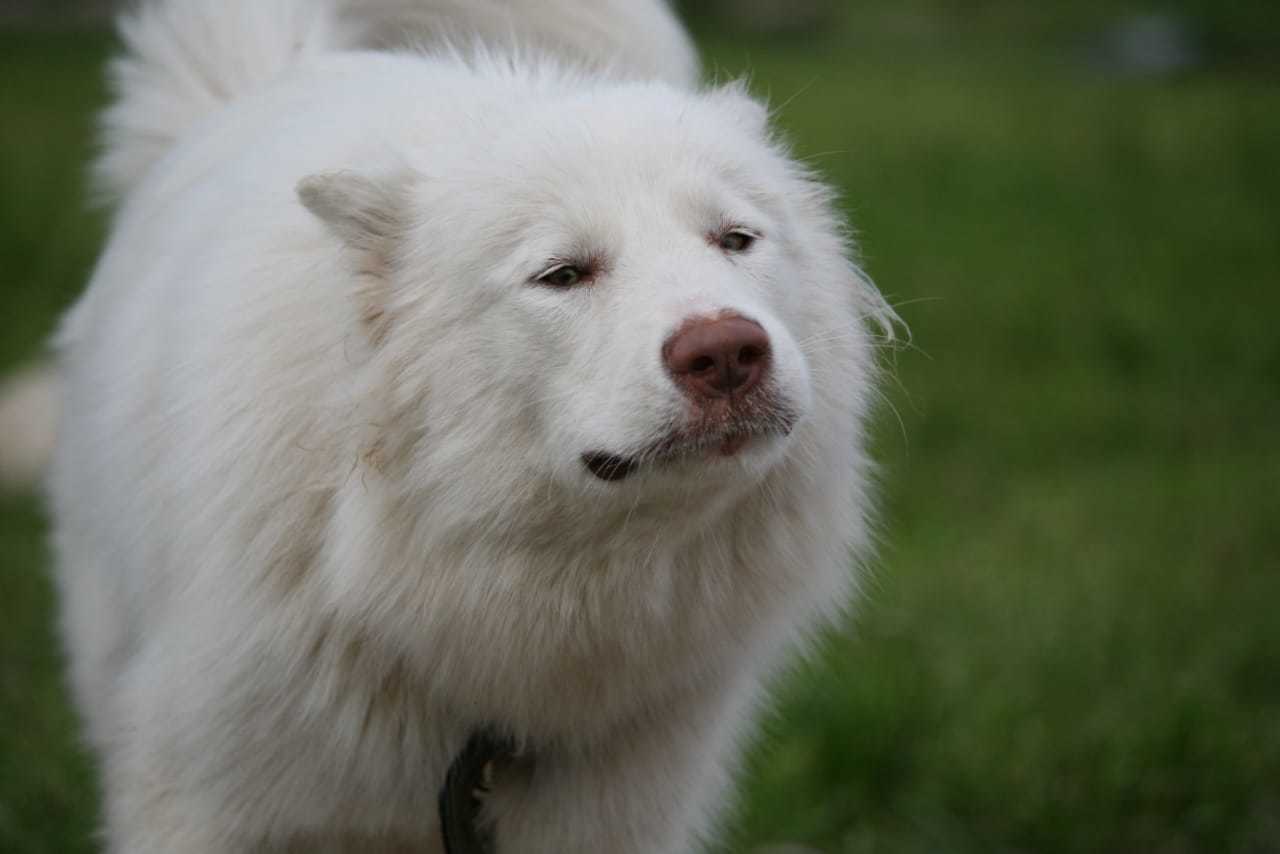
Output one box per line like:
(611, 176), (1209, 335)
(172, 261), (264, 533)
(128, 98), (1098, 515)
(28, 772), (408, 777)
(0, 363), (59, 492)
(94, 0), (360, 201)
(94, 0), (698, 202)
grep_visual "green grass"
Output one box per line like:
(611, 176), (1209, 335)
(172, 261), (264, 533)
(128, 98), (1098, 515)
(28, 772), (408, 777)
(2, 10), (1279, 853)
(0, 31), (107, 854)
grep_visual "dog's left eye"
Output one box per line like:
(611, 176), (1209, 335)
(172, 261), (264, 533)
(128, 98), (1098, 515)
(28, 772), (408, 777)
(718, 230), (758, 253)
(535, 264), (585, 288)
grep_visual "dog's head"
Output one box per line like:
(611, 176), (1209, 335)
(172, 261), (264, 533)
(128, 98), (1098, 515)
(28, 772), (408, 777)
(300, 77), (891, 532)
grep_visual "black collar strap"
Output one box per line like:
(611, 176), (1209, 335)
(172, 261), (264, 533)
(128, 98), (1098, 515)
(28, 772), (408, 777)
(439, 729), (517, 854)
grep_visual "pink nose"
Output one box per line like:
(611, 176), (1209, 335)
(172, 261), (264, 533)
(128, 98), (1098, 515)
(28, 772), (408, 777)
(663, 314), (772, 399)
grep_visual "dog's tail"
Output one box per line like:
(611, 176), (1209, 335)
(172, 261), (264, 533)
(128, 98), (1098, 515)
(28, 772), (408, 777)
(94, 0), (698, 202)
(94, 0), (364, 202)
(0, 362), (59, 493)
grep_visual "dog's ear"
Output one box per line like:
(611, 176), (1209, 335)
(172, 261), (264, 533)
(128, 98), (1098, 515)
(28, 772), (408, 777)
(298, 171), (404, 255)
(298, 172), (407, 341)
(709, 81), (770, 138)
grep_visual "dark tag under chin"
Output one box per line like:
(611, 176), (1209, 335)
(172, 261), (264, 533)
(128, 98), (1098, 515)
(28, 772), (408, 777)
(439, 730), (515, 854)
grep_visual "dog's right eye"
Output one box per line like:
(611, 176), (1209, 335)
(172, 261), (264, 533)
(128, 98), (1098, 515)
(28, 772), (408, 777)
(535, 264), (585, 288)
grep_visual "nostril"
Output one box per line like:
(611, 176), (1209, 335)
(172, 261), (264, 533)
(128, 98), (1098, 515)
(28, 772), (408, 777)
(690, 355), (716, 373)
(738, 344), (765, 366)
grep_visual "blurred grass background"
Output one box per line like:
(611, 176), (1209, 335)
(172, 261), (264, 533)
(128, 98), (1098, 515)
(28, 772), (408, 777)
(1, 2), (1278, 852)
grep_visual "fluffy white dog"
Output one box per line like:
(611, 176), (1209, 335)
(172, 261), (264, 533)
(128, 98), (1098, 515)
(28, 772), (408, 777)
(41, 0), (893, 851)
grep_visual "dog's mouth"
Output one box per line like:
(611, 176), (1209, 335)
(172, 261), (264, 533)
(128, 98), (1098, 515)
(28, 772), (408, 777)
(580, 403), (798, 484)
(581, 452), (641, 483)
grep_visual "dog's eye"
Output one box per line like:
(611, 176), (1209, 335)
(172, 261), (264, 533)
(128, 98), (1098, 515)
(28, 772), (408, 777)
(536, 264), (585, 288)
(718, 230), (758, 253)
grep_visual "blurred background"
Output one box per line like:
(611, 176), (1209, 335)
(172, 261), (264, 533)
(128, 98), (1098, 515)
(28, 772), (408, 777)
(1, 1), (1278, 852)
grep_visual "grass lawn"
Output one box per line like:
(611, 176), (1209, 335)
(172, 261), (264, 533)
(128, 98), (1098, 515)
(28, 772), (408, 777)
(2, 6), (1278, 852)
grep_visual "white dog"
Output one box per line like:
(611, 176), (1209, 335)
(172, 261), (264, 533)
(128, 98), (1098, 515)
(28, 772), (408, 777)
(39, 0), (893, 851)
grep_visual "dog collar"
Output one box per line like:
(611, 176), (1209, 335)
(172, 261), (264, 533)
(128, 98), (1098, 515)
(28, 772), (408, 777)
(439, 730), (517, 854)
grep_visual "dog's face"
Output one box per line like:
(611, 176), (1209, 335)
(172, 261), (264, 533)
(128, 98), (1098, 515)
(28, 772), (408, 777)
(302, 82), (886, 524)
(470, 89), (817, 491)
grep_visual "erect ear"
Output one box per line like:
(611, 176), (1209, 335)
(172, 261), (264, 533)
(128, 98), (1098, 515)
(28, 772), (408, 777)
(709, 80), (770, 138)
(297, 171), (404, 255)
(298, 171), (407, 341)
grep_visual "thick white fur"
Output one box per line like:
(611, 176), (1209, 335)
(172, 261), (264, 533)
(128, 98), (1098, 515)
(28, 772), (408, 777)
(94, 0), (699, 201)
(50, 1), (891, 851)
